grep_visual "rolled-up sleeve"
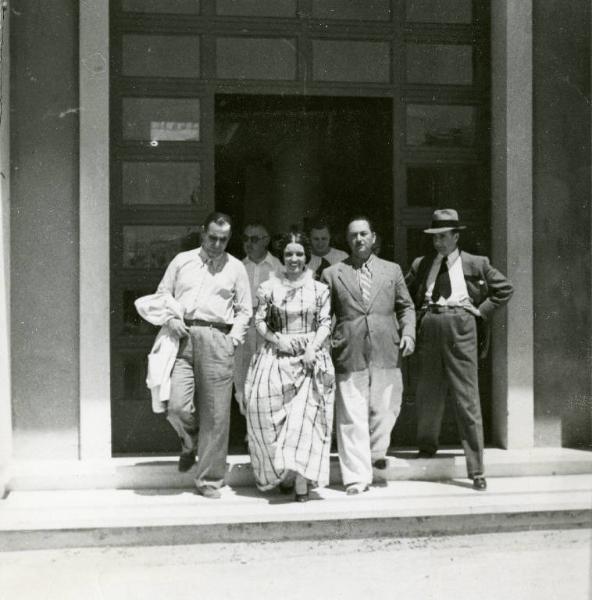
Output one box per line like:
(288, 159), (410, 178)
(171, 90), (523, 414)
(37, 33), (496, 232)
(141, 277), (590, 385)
(230, 263), (253, 343)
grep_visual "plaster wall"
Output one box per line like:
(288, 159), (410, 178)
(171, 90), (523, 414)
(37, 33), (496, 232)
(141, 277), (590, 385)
(10, 2), (80, 458)
(533, 0), (592, 447)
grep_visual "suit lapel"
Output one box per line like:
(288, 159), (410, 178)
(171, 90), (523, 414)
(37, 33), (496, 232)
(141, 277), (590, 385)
(337, 263), (365, 308)
(366, 259), (386, 310)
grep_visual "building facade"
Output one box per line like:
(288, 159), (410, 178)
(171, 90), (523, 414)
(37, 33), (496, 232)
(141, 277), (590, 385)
(1, 1), (591, 489)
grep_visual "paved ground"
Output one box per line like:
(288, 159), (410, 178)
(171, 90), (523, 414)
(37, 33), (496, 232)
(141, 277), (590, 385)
(1, 528), (590, 600)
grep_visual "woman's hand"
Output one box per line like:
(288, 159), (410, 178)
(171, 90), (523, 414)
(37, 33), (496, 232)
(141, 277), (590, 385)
(302, 343), (317, 370)
(275, 333), (293, 354)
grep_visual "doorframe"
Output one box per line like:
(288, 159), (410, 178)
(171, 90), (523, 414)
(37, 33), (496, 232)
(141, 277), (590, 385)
(78, 1), (534, 458)
(79, 0), (111, 459)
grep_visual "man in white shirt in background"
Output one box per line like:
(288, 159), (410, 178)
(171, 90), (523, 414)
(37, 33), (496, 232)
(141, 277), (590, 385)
(307, 219), (348, 278)
(234, 223), (282, 412)
(157, 212), (252, 499)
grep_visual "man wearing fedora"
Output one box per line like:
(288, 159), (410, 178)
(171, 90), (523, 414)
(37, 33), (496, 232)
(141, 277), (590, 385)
(405, 209), (513, 490)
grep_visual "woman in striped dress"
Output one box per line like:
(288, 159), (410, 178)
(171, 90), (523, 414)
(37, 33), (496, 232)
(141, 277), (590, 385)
(245, 232), (335, 502)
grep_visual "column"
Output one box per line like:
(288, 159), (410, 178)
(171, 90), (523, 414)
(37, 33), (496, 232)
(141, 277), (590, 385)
(490, 0), (534, 448)
(0, 4), (10, 495)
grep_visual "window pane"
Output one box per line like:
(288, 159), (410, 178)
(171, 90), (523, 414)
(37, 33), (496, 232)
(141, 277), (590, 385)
(312, 0), (390, 21)
(122, 98), (200, 141)
(407, 165), (482, 207)
(406, 0), (472, 23)
(406, 104), (476, 147)
(216, 38), (297, 80)
(122, 0), (200, 13)
(122, 225), (201, 269)
(122, 162), (201, 205)
(407, 44), (472, 85)
(122, 35), (200, 78)
(216, 0), (296, 17)
(313, 40), (390, 82)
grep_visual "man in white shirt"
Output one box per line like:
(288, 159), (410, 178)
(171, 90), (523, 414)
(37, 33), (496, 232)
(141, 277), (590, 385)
(157, 212), (252, 499)
(406, 209), (513, 491)
(234, 223), (282, 411)
(307, 220), (348, 277)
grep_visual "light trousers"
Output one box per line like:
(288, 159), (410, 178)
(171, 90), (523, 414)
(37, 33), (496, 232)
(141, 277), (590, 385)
(166, 325), (235, 489)
(335, 367), (403, 486)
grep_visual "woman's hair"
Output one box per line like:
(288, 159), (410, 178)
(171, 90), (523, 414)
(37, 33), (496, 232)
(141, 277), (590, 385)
(277, 232), (312, 265)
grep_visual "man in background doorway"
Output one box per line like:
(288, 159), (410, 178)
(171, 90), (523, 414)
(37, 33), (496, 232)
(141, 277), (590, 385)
(308, 219), (348, 279)
(235, 223), (282, 412)
(322, 216), (415, 495)
(406, 209), (513, 491)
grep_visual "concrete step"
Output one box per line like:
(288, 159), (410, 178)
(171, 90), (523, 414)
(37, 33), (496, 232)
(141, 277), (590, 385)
(6, 448), (592, 491)
(1, 474), (590, 551)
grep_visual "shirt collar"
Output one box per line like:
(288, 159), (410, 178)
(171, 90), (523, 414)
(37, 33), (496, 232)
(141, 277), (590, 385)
(199, 247), (226, 268)
(352, 252), (375, 270)
(438, 248), (460, 264)
(244, 252), (275, 267)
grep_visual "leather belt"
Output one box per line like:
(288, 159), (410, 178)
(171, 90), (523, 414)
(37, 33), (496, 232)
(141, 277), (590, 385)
(424, 305), (466, 314)
(184, 318), (232, 333)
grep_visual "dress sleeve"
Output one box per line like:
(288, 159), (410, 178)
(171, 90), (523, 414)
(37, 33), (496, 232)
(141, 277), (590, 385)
(254, 282), (271, 329)
(316, 284), (332, 332)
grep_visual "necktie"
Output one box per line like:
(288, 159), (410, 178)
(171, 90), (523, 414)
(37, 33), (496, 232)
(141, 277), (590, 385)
(431, 256), (451, 301)
(359, 263), (372, 306)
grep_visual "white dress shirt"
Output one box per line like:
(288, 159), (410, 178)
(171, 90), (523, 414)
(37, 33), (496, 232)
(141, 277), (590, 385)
(424, 248), (471, 306)
(157, 247), (252, 342)
(243, 252), (282, 306)
(308, 247), (348, 272)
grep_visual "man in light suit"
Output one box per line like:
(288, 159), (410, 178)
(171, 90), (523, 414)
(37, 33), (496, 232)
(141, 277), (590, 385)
(406, 209), (513, 491)
(322, 217), (416, 495)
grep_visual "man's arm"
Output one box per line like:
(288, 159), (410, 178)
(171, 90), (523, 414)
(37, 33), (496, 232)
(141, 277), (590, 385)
(154, 255), (188, 337)
(477, 258), (514, 320)
(394, 265), (416, 341)
(229, 263), (253, 344)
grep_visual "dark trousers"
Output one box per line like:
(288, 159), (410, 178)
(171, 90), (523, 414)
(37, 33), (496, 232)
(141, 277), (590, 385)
(166, 325), (235, 488)
(415, 308), (484, 477)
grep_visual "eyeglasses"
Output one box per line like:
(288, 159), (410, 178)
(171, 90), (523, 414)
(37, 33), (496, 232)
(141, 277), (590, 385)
(242, 235), (269, 243)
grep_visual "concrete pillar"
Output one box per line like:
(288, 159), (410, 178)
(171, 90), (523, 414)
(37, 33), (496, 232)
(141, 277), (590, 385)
(490, 0), (534, 448)
(79, 0), (111, 458)
(0, 5), (10, 496)
(532, 0), (591, 447)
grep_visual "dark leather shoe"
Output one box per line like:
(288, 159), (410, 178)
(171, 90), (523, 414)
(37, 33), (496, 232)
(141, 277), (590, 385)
(178, 452), (196, 472)
(416, 450), (435, 459)
(373, 458), (388, 470)
(279, 480), (294, 494)
(472, 476), (487, 491)
(196, 485), (221, 499)
(294, 491), (309, 503)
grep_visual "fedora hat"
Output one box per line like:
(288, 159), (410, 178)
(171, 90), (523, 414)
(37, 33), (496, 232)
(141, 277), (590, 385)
(423, 208), (466, 234)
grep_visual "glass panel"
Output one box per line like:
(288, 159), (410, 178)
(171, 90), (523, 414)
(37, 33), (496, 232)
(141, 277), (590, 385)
(121, 354), (150, 401)
(122, 289), (159, 335)
(312, 0), (390, 21)
(313, 40), (390, 82)
(122, 0), (200, 13)
(216, 38), (297, 80)
(122, 35), (200, 78)
(122, 225), (202, 269)
(122, 162), (201, 205)
(407, 165), (481, 207)
(407, 44), (472, 85)
(216, 0), (296, 17)
(122, 98), (200, 142)
(406, 104), (476, 147)
(406, 0), (472, 23)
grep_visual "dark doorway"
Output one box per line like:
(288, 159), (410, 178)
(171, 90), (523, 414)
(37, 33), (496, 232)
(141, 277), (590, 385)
(215, 94), (394, 452)
(215, 94), (394, 258)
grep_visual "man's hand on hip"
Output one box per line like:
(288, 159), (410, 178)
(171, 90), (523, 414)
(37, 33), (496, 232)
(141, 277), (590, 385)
(166, 317), (189, 338)
(400, 335), (415, 357)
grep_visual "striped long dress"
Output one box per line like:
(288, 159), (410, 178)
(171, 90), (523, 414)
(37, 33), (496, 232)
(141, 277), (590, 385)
(245, 273), (335, 491)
